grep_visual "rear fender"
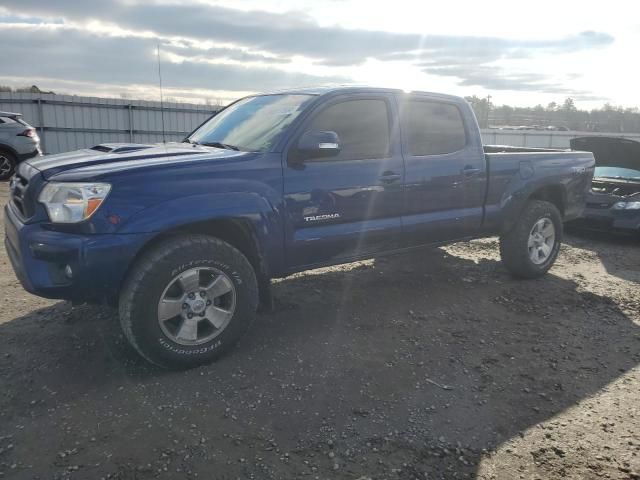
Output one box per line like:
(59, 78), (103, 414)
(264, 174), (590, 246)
(0, 142), (19, 158)
(499, 180), (568, 234)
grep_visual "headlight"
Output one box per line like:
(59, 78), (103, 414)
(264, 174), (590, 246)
(612, 201), (640, 210)
(39, 182), (111, 223)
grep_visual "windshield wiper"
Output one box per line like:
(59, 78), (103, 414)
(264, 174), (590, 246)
(199, 141), (240, 151)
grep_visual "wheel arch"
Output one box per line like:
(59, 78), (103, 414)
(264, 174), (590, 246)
(528, 184), (567, 217)
(500, 183), (567, 235)
(0, 143), (19, 158)
(120, 217), (273, 309)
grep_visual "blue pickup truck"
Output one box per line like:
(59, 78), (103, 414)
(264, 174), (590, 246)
(4, 87), (595, 368)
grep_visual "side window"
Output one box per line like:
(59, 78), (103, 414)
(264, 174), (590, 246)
(307, 99), (390, 160)
(404, 100), (467, 156)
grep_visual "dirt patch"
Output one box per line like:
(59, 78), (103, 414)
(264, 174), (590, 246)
(0, 183), (639, 479)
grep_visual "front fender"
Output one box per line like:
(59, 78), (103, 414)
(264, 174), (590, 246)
(117, 191), (284, 276)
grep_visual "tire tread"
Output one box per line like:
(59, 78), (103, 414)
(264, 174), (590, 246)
(499, 200), (563, 279)
(119, 234), (258, 368)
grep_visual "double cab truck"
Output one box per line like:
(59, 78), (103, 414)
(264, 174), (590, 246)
(4, 87), (595, 368)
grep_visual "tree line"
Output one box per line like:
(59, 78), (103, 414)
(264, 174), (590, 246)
(0, 85), (56, 94)
(3, 85), (638, 133)
(466, 95), (640, 133)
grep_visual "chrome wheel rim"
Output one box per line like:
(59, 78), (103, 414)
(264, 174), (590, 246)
(157, 267), (236, 346)
(0, 156), (12, 177)
(528, 218), (555, 265)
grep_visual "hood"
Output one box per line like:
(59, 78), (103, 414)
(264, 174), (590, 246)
(26, 142), (244, 179)
(570, 136), (640, 172)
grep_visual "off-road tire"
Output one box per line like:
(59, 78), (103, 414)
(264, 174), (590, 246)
(119, 235), (258, 369)
(499, 200), (563, 279)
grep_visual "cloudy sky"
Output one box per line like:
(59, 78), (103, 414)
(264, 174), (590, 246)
(0, 0), (637, 107)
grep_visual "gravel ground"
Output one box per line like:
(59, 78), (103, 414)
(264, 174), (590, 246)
(1, 182), (639, 480)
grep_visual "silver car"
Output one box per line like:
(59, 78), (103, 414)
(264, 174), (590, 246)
(0, 111), (41, 180)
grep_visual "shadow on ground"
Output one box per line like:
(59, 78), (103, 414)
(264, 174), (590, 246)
(1, 247), (639, 479)
(564, 227), (640, 284)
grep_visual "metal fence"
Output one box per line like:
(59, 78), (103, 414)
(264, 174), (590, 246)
(0, 92), (219, 154)
(3, 92), (640, 155)
(480, 129), (640, 149)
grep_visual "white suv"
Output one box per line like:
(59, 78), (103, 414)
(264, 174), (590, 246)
(0, 111), (41, 180)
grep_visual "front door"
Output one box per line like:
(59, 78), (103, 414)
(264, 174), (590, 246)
(283, 94), (405, 270)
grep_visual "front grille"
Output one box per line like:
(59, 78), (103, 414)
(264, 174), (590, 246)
(10, 172), (29, 217)
(586, 201), (613, 210)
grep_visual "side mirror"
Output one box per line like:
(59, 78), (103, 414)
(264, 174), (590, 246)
(297, 131), (341, 159)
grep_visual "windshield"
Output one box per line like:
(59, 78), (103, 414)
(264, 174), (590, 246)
(188, 94), (315, 152)
(594, 166), (640, 181)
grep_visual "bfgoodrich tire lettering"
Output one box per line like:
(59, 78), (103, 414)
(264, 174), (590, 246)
(119, 235), (258, 368)
(499, 200), (563, 279)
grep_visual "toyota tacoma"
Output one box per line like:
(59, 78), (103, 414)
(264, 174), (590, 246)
(4, 87), (595, 368)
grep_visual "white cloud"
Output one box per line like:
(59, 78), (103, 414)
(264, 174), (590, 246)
(0, 0), (634, 107)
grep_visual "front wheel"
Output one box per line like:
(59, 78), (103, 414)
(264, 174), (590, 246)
(119, 235), (258, 369)
(499, 200), (563, 279)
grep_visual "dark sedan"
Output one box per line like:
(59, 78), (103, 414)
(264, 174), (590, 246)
(570, 136), (640, 233)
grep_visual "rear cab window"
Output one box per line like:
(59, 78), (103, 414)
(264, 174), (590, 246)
(402, 98), (467, 156)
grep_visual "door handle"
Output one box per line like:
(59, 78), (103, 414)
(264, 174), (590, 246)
(380, 171), (401, 184)
(462, 166), (481, 177)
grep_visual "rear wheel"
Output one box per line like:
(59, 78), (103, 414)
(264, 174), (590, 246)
(119, 235), (258, 369)
(499, 200), (562, 279)
(0, 150), (16, 181)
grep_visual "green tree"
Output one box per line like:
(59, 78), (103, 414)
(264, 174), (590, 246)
(562, 97), (577, 112)
(465, 94), (640, 133)
(464, 95), (493, 128)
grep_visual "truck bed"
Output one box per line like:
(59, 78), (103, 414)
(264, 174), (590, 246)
(480, 147), (595, 234)
(484, 145), (568, 153)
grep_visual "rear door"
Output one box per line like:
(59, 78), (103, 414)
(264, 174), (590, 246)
(399, 95), (486, 245)
(283, 93), (405, 269)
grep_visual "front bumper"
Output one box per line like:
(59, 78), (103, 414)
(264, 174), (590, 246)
(4, 203), (153, 302)
(571, 205), (640, 232)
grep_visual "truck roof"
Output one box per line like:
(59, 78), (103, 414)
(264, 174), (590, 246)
(260, 85), (465, 103)
(0, 111), (22, 117)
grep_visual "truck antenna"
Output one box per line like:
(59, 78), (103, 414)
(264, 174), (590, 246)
(156, 43), (166, 144)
